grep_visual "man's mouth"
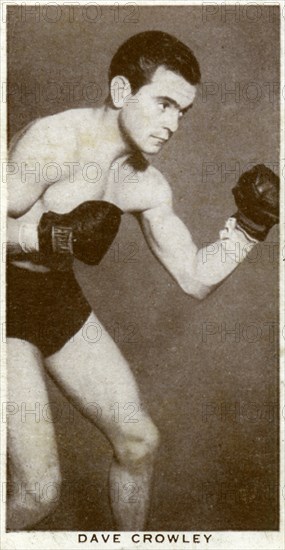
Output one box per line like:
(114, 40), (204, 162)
(151, 136), (168, 144)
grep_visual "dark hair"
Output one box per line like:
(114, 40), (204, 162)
(108, 31), (201, 93)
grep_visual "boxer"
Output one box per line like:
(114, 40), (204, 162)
(6, 31), (279, 530)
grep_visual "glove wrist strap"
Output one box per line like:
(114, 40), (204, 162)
(232, 212), (268, 241)
(19, 223), (39, 253)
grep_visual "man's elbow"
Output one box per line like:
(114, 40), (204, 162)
(187, 287), (212, 301)
(180, 280), (213, 301)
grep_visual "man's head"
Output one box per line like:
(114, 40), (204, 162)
(107, 31), (201, 155)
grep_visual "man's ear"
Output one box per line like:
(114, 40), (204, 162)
(110, 76), (132, 108)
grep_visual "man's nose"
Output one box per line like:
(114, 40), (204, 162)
(163, 111), (179, 134)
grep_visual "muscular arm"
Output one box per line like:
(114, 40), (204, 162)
(7, 124), (46, 256)
(7, 115), (76, 257)
(138, 179), (256, 300)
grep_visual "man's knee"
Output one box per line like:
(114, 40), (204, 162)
(115, 419), (160, 469)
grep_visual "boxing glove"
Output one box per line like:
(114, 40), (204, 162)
(232, 164), (279, 241)
(38, 200), (123, 266)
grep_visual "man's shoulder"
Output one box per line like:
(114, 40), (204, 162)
(35, 107), (92, 127)
(128, 153), (171, 194)
(12, 108), (93, 145)
(142, 164), (173, 207)
(9, 108), (94, 160)
(124, 159), (173, 213)
(28, 108), (90, 141)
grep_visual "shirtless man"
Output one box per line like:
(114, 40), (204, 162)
(6, 31), (279, 530)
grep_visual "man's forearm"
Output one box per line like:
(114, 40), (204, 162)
(190, 218), (257, 298)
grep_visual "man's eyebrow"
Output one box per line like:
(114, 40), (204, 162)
(157, 96), (193, 113)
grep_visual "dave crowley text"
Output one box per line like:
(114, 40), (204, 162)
(78, 533), (213, 544)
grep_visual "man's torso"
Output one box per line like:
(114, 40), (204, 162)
(9, 108), (168, 270)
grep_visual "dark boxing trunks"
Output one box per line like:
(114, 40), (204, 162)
(6, 263), (92, 357)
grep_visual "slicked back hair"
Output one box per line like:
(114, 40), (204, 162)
(108, 31), (201, 94)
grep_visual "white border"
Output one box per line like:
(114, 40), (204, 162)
(1, 1), (284, 549)
(0, 0), (8, 543)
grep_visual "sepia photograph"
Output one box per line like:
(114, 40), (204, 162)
(1, 1), (283, 549)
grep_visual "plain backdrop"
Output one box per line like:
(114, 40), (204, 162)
(7, 4), (279, 530)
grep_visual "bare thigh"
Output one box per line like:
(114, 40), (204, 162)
(7, 338), (61, 488)
(45, 312), (156, 453)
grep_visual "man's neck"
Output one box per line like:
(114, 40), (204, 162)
(90, 105), (134, 166)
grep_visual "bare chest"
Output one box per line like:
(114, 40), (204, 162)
(18, 161), (155, 224)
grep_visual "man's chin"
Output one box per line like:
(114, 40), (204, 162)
(141, 143), (163, 155)
(131, 138), (164, 156)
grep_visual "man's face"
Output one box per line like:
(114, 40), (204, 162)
(119, 66), (197, 155)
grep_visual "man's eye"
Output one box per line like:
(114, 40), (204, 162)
(158, 102), (169, 111)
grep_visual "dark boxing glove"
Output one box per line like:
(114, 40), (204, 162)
(232, 164), (279, 241)
(38, 201), (123, 266)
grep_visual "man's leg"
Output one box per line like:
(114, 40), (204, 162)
(6, 338), (62, 530)
(45, 312), (159, 530)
